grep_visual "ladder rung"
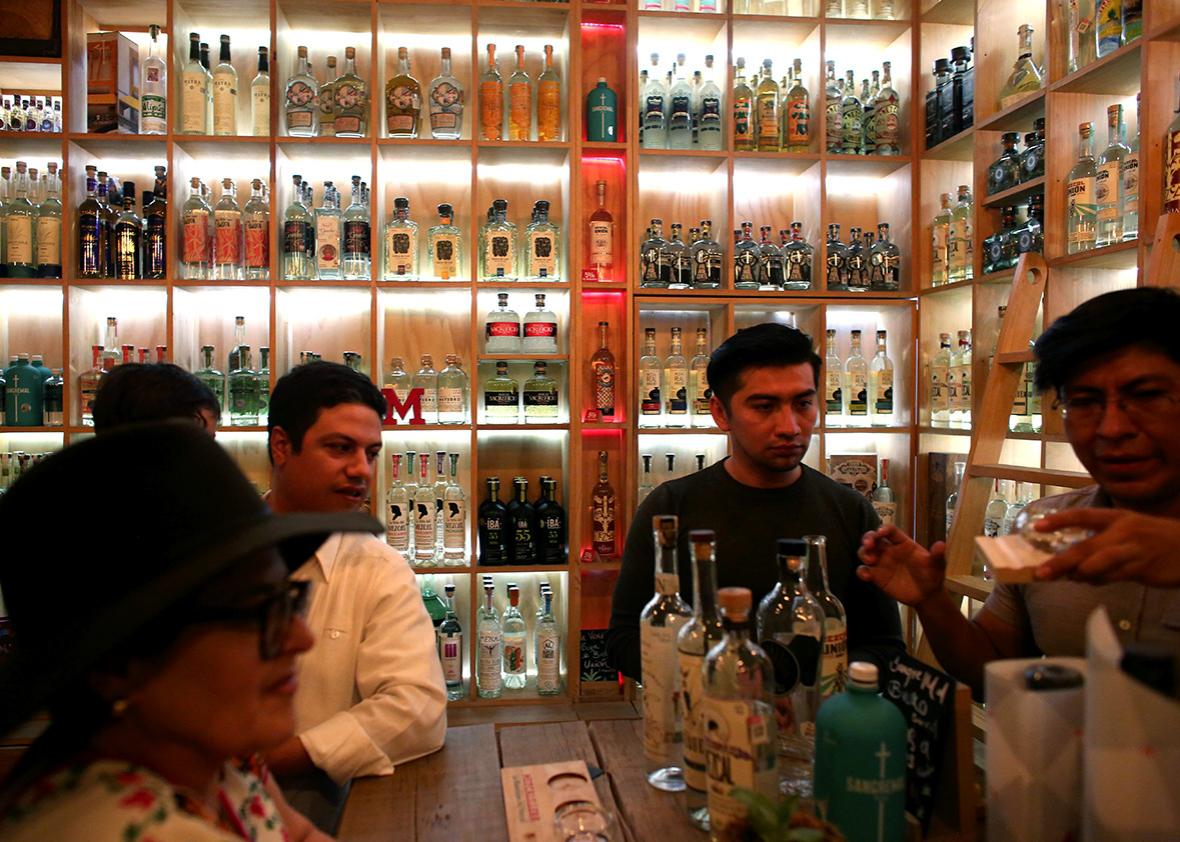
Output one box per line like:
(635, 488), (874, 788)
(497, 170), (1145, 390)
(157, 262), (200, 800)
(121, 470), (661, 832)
(945, 574), (995, 602)
(969, 463), (1092, 488)
(995, 350), (1036, 365)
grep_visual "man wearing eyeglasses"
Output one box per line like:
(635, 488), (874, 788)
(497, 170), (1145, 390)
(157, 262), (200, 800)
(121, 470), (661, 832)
(857, 287), (1180, 697)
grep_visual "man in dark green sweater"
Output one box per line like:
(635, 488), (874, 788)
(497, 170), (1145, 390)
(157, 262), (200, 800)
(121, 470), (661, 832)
(607, 322), (904, 681)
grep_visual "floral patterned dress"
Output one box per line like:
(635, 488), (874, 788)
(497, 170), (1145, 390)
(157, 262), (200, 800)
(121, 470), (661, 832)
(0, 756), (291, 841)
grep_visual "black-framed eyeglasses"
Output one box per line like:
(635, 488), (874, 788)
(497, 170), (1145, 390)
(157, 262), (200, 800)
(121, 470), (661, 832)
(187, 580), (311, 660)
(1053, 388), (1180, 426)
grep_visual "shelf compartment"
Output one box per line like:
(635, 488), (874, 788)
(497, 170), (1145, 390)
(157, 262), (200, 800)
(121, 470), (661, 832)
(982, 175), (1045, 209)
(969, 462), (1091, 489)
(976, 90), (1045, 132)
(921, 0), (973, 25)
(1050, 40), (1141, 96)
(1047, 239), (1139, 270)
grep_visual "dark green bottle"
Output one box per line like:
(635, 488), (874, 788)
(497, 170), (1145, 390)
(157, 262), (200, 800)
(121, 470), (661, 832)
(586, 78), (618, 143)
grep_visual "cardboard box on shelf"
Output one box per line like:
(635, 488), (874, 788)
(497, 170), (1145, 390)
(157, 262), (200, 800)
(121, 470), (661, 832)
(828, 452), (877, 499)
(87, 32), (140, 133)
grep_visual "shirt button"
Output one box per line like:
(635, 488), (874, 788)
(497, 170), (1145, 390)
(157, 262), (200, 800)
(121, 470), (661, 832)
(1118, 619), (1132, 632)
(330, 629), (342, 639)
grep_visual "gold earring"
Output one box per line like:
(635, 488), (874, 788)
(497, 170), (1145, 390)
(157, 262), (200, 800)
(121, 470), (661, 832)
(111, 699), (130, 717)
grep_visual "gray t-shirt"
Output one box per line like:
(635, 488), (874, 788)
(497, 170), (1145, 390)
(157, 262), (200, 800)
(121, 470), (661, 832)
(984, 486), (1180, 656)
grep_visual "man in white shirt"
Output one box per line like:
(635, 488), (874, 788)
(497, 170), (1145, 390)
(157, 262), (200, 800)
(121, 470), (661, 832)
(263, 362), (446, 828)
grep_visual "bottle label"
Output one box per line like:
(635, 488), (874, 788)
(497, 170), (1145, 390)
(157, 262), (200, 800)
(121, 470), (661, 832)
(732, 96), (752, 144)
(414, 499), (436, 550)
(419, 388), (437, 413)
(640, 369), (661, 414)
(848, 372), (868, 415)
(757, 96), (778, 144)
(35, 216), (61, 266)
(438, 386), (464, 413)
(1067, 175), (1096, 246)
(142, 93), (166, 124)
(384, 82), (420, 134)
(874, 102), (900, 149)
(212, 72), (237, 134)
(592, 490), (615, 554)
(698, 96), (722, 144)
(78, 213), (103, 275)
(486, 320), (521, 338)
(1122, 152), (1139, 214)
(523, 388), (557, 407)
(786, 94), (809, 145)
(984, 515), (1001, 538)
(181, 71), (207, 132)
(509, 82), (530, 140)
(819, 622), (848, 697)
(930, 363), (948, 412)
(523, 321), (556, 338)
(484, 389), (518, 406)
(589, 221), (613, 265)
(872, 499), (897, 527)
(527, 234), (556, 278)
(6, 216), (32, 264)
(244, 219), (269, 269)
(477, 629), (502, 691)
(665, 368), (688, 414)
(252, 87), (270, 135)
(386, 500), (409, 550)
(214, 210), (242, 265)
(678, 650), (707, 793)
(874, 370), (893, 414)
(691, 369), (711, 415)
(593, 360), (615, 411)
(439, 633), (462, 683)
(113, 224), (138, 278)
(317, 216), (341, 270)
(641, 622), (686, 764)
(384, 228), (416, 275)
(644, 94), (665, 128)
(332, 82), (367, 136)
(955, 363), (971, 405)
(932, 225), (947, 272)
(344, 220), (371, 259)
(503, 631), (526, 676)
(479, 81), (503, 140)
(429, 83), (462, 132)
(537, 79), (560, 141)
(485, 233), (515, 275)
(1166, 130), (1180, 211)
(430, 233), (458, 279)
(283, 220), (310, 257)
(702, 698), (777, 834)
(536, 630), (560, 692)
(825, 369), (842, 414)
(183, 209), (211, 264)
(670, 94), (691, 131)
(444, 499), (465, 544)
(1095, 160), (1120, 220)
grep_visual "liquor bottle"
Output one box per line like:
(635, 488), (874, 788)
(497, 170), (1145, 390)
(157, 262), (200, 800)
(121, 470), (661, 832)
(930, 193), (952, 286)
(537, 477), (566, 565)
(4, 162), (34, 278)
(477, 580), (503, 697)
(327, 47), (366, 138)
(948, 184), (973, 282)
(928, 331), (951, 427)
(638, 219), (668, 288)
(424, 47), (464, 140)
(636, 454), (655, 508)
(639, 327), (662, 426)
(383, 47), (422, 139)
(665, 223), (691, 288)
(825, 223), (846, 291)
(868, 456), (898, 524)
(983, 478), (1011, 540)
(411, 453), (437, 566)
(819, 328), (841, 428)
(536, 44), (560, 142)
(757, 539), (822, 793)
(663, 327), (689, 426)
(384, 453), (411, 554)
(797, 535), (850, 706)
(208, 178), (242, 280)
(641, 515), (693, 792)
(821, 60), (842, 154)
(522, 293), (557, 354)
(732, 58), (755, 152)
(1122, 93), (1140, 241)
(225, 315), (247, 384)
(587, 181), (613, 280)
(508, 45), (531, 142)
(782, 57), (810, 152)
(34, 166), (61, 279)
(483, 358), (522, 422)
(951, 44), (973, 135)
(1169, 79), (1180, 215)
(480, 44), (504, 141)
(1067, 0), (1095, 73)
(868, 222), (900, 291)
(283, 46), (318, 137)
(840, 70), (863, 155)
(524, 201), (560, 281)
(1067, 122), (1098, 254)
(424, 203), (461, 281)
(194, 343), (226, 413)
(660, 62), (688, 150)
(1125, 0), (1143, 41)
(952, 329), (972, 428)
(1002, 482), (1033, 535)
(1019, 117), (1045, 183)
(97, 173), (120, 278)
(281, 176), (313, 280)
(523, 361), (559, 424)
(314, 181), (342, 280)
(750, 59), (780, 152)
(703, 587), (778, 838)
(845, 226), (868, 292)
(756, 226), (784, 290)
(430, 451), (448, 561)
(862, 76), (877, 154)
(227, 345), (259, 426)
(439, 452), (467, 567)
(211, 34), (237, 136)
(535, 588), (561, 696)
(383, 197), (418, 279)
(586, 78), (617, 143)
(687, 327), (712, 428)
(1096, 104), (1129, 247)
(414, 355), (438, 423)
(590, 321), (616, 419)
(690, 221), (723, 289)
(234, 178), (266, 280)
(999, 25), (1043, 109)
(502, 585), (527, 689)
(478, 477), (509, 565)
(438, 583), (464, 700)
(697, 58), (723, 151)
(112, 188), (142, 280)
(481, 198), (517, 281)
(869, 329), (893, 425)
(43, 369), (63, 427)
(814, 662), (907, 842)
(486, 293), (522, 354)
(316, 54), (339, 137)
(181, 33), (210, 134)
(869, 62), (899, 155)
(733, 221), (760, 290)
(141, 24), (167, 134)
(1096, 0), (1125, 57)
(507, 477), (537, 564)
(249, 47), (270, 136)
(844, 329), (868, 421)
(437, 354), (469, 425)
(592, 450), (616, 559)
(987, 132), (1022, 196)
(5, 355), (42, 426)
(180, 176), (211, 280)
(77, 345), (104, 426)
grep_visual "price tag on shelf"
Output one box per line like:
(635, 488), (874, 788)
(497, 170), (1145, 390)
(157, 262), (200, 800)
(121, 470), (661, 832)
(581, 269), (600, 283)
(583, 409), (601, 423)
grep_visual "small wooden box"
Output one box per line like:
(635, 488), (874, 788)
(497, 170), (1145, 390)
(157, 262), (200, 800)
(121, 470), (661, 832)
(86, 32), (139, 133)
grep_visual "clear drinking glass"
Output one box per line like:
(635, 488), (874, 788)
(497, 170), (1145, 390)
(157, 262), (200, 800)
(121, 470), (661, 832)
(553, 801), (617, 842)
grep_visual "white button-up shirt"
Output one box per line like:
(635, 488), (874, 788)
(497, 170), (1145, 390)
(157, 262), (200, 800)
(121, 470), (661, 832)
(291, 532), (447, 784)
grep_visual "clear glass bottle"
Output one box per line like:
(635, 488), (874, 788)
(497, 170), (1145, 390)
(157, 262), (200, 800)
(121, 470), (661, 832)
(237, 178), (267, 280)
(228, 345), (259, 426)
(587, 180), (613, 281)
(951, 329), (973, 428)
(4, 161), (35, 278)
(641, 515), (693, 792)
(689, 327), (712, 428)
(412, 452), (437, 566)
(663, 326), (689, 426)
(983, 478), (1011, 540)
(1096, 0), (1125, 57)
(535, 588), (560, 696)
(999, 25), (1044, 109)
(181, 32), (211, 134)
(948, 184), (974, 282)
(753, 59), (780, 153)
(484, 360), (520, 423)
(485, 293), (522, 354)
(507, 45), (532, 142)
(477, 580), (503, 698)
(522, 293), (558, 354)
(756, 225), (784, 290)
(869, 329), (893, 425)
(1122, 93), (1140, 241)
(733, 221), (761, 290)
(284, 46), (318, 137)
(666, 58), (693, 151)
(319, 55), (338, 137)
(639, 219), (668, 288)
(1067, 0), (1096, 73)
(210, 177), (242, 280)
(823, 328), (843, 427)
(780, 222), (811, 291)
(844, 329), (868, 421)
(1096, 104), (1129, 247)
(869, 222), (900, 291)
(756, 539), (822, 796)
(314, 181), (342, 280)
(823, 60), (842, 153)
(945, 460), (966, 535)
(732, 58), (754, 152)
(704, 587), (779, 835)
(212, 34), (237, 136)
(637, 454), (655, 507)
(840, 69), (863, 154)
(141, 24), (167, 134)
(250, 47), (270, 136)
(501, 585), (527, 689)
(426, 202), (461, 281)
(690, 220), (723, 289)
(698, 56), (723, 151)
(437, 583), (464, 700)
(340, 176), (370, 280)
(194, 344), (226, 415)
(441, 452), (467, 566)
(1067, 121), (1098, 254)
(523, 361), (559, 424)
(112, 188), (142, 280)
(930, 192), (952, 286)
(929, 331), (952, 426)
(413, 355), (438, 424)
(428, 47), (464, 140)
(480, 44), (504, 141)
(872, 61), (901, 154)
(34, 165), (61, 279)
(481, 198), (517, 281)
(331, 46), (367, 138)
(824, 223), (847, 291)
(638, 327), (662, 426)
(524, 201), (560, 281)
(181, 175), (212, 280)
(281, 175), (314, 280)
(845, 226), (868, 292)
(437, 354), (469, 425)
(665, 223), (691, 289)
(383, 196), (418, 279)
(385, 47), (421, 138)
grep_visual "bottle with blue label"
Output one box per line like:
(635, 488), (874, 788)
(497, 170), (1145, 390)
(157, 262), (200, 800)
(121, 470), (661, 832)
(814, 661), (906, 842)
(585, 78), (617, 143)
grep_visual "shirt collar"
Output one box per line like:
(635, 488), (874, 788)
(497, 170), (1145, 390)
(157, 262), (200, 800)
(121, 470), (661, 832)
(311, 532), (344, 582)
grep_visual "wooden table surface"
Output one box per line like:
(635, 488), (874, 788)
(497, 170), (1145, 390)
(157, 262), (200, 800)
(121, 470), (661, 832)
(337, 718), (698, 842)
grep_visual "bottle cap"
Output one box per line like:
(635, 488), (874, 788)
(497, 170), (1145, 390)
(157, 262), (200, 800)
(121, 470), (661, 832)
(717, 587), (751, 619)
(849, 661), (878, 686)
(1023, 662), (1084, 691)
(653, 515), (678, 546)
(776, 538), (807, 556)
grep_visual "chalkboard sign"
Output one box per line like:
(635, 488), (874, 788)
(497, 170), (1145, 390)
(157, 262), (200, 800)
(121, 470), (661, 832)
(881, 653), (956, 831)
(579, 629), (612, 682)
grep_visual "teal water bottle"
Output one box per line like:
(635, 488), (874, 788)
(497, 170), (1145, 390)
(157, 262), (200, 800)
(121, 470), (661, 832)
(6, 354), (44, 426)
(586, 77), (618, 142)
(814, 661), (907, 842)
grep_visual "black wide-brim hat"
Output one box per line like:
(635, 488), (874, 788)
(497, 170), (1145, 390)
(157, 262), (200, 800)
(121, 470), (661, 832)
(0, 421), (381, 735)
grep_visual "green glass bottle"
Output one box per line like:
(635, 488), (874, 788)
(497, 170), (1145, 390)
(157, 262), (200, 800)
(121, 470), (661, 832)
(814, 661), (907, 842)
(228, 344), (259, 426)
(5, 355), (43, 426)
(420, 573), (448, 629)
(585, 77), (618, 143)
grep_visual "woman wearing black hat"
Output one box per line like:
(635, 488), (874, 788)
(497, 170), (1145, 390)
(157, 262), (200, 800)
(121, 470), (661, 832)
(0, 423), (382, 840)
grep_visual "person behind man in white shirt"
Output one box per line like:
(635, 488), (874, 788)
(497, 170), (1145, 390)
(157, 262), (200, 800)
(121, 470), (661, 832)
(262, 361), (446, 829)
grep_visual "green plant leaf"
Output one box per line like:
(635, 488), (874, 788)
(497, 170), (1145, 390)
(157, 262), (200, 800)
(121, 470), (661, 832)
(732, 788), (781, 838)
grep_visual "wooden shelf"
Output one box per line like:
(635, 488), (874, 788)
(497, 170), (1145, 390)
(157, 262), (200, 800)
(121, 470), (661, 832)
(945, 573), (993, 602)
(1050, 40), (1142, 95)
(918, 425), (971, 436)
(475, 354), (570, 361)
(920, 0), (974, 25)
(923, 126), (974, 162)
(475, 564), (570, 574)
(1048, 240), (1139, 270)
(969, 463), (1091, 489)
(995, 350), (1034, 364)
(982, 175), (1045, 209)
(918, 279), (974, 296)
(0, 426), (66, 434)
(976, 90), (1046, 133)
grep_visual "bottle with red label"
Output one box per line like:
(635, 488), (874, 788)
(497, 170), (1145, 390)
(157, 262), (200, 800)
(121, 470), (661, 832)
(243, 178), (269, 280)
(212, 177), (243, 280)
(522, 293), (557, 354)
(485, 293), (522, 354)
